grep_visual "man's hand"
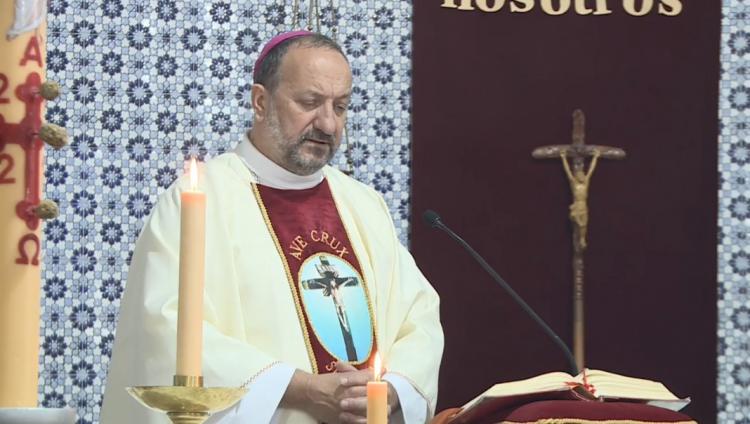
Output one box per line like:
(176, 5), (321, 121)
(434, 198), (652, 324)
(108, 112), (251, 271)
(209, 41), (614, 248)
(337, 362), (401, 423)
(281, 369), (343, 423)
(335, 361), (372, 423)
(282, 362), (399, 424)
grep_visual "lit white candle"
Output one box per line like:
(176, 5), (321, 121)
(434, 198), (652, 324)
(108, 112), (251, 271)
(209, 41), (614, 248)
(367, 353), (388, 424)
(175, 157), (206, 377)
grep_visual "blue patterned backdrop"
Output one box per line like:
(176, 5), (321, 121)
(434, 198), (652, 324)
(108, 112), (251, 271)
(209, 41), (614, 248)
(719, 1), (750, 422)
(42, 1), (412, 423)
(39, 1), (749, 423)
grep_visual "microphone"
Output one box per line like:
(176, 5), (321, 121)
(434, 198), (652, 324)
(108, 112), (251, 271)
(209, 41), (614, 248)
(422, 209), (579, 376)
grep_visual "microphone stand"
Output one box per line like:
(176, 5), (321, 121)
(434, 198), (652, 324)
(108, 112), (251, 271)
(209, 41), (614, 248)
(424, 211), (579, 376)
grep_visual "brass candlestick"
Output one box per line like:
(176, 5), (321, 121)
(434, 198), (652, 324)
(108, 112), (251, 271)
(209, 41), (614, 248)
(127, 375), (248, 424)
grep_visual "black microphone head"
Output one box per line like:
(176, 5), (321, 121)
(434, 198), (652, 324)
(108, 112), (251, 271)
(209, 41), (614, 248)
(422, 209), (443, 228)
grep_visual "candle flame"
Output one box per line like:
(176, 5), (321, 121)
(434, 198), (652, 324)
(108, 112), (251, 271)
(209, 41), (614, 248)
(189, 157), (198, 191)
(373, 353), (382, 381)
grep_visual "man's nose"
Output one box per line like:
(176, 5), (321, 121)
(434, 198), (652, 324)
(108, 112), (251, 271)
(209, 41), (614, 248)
(314, 103), (337, 136)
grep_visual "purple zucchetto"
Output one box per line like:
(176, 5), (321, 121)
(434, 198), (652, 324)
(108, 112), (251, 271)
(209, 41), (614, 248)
(253, 30), (314, 81)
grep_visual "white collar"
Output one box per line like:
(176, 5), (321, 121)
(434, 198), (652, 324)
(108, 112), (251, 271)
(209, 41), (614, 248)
(233, 133), (324, 190)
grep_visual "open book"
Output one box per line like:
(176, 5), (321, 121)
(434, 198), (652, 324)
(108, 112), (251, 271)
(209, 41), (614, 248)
(453, 369), (690, 424)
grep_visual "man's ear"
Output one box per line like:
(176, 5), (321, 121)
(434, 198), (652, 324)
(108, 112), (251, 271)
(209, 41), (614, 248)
(251, 83), (269, 122)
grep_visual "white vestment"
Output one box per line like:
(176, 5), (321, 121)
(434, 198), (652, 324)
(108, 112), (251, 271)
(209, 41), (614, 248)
(101, 141), (444, 424)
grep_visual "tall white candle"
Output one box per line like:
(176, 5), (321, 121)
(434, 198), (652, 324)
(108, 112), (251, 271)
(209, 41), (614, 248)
(175, 157), (206, 377)
(0, 4), (47, 407)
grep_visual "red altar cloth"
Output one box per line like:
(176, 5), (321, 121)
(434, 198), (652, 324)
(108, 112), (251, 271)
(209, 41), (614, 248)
(430, 401), (696, 424)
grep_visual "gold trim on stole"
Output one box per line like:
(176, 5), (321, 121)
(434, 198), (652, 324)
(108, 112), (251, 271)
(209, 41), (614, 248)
(251, 183), (318, 374)
(251, 181), (379, 373)
(327, 180), (380, 360)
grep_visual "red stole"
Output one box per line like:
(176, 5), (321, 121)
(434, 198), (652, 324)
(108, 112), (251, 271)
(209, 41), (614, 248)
(253, 180), (377, 374)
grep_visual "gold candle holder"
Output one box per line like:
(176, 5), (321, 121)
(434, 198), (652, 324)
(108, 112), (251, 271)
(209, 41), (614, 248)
(127, 375), (248, 424)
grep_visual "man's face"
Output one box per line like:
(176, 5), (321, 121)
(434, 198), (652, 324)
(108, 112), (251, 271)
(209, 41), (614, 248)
(258, 45), (352, 176)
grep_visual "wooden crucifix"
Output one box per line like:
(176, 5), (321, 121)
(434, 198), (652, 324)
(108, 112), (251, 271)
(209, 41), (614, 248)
(532, 109), (626, 371)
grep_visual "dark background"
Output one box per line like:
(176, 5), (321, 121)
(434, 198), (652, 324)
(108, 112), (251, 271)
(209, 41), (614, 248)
(410, 2), (719, 423)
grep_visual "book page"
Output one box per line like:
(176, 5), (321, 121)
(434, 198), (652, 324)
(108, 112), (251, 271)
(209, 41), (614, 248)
(481, 371), (576, 398)
(456, 368), (691, 422)
(461, 371), (577, 411)
(584, 369), (689, 408)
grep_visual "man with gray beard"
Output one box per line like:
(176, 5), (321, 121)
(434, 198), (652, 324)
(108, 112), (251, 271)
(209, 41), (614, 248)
(102, 31), (443, 424)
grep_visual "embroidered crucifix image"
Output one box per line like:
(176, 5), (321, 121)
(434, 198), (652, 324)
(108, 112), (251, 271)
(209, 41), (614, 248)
(301, 254), (372, 362)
